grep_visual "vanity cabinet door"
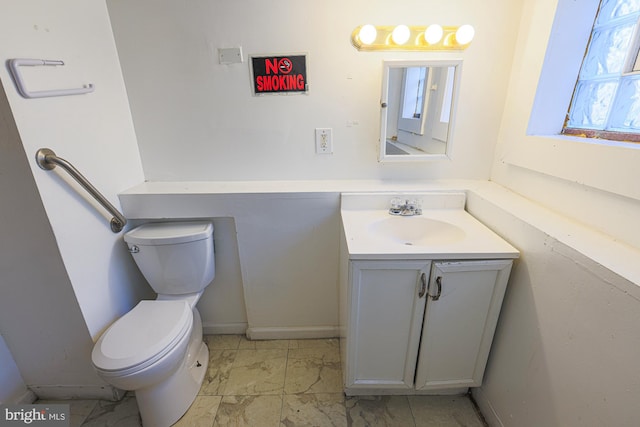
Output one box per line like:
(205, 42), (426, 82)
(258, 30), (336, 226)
(415, 260), (513, 391)
(346, 260), (431, 392)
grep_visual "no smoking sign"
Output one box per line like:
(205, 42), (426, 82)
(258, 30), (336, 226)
(250, 54), (308, 95)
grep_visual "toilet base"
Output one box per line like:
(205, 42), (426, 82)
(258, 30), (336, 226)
(136, 342), (209, 426)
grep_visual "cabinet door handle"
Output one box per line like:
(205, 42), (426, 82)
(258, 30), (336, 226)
(430, 276), (442, 301)
(418, 272), (427, 298)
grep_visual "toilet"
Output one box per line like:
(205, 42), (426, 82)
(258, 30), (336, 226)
(91, 221), (215, 427)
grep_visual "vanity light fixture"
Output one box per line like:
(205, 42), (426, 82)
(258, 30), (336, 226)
(351, 24), (474, 51)
(359, 24), (378, 45)
(391, 25), (411, 45)
(424, 24), (444, 45)
(454, 24), (475, 45)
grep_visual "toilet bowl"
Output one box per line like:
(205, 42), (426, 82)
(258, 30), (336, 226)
(91, 221), (215, 427)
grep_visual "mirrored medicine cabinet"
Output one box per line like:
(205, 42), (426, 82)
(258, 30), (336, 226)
(379, 59), (462, 162)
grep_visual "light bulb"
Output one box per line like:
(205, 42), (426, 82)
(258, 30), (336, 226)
(424, 24), (443, 44)
(455, 25), (475, 45)
(391, 25), (410, 45)
(359, 24), (377, 45)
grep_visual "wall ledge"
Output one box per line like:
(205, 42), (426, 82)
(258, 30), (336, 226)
(466, 181), (640, 298)
(121, 179), (477, 196)
(121, 179), (640, 297)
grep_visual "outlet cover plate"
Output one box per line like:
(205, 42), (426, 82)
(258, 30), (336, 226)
(315, 128), (333, 154)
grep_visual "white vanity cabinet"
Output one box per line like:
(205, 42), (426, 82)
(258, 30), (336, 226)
(346, 260), (432, 391)
(339, 191), (519, 395)
(342, 258), (513, 395)
(415, 260), (513, 391)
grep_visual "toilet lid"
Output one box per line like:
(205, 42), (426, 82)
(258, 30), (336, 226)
(92, 300), (192, 372)
(124, 221), (213, 246)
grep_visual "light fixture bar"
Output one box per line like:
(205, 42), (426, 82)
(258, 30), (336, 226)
(351, 25), (474, 51)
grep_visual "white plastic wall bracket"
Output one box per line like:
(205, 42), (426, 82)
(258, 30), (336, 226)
(8, 58), (95, 99)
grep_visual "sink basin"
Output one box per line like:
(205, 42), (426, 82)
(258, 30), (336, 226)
(368, 216), (466, 246)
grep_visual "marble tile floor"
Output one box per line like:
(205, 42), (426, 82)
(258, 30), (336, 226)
(38, 335), (487, 427)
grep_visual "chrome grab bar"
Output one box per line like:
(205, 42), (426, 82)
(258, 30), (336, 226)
(35, 148), (127, 233)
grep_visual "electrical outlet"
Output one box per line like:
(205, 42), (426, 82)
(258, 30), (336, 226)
(315, 128), (333, 154)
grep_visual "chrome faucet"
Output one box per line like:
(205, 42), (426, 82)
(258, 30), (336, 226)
(389, 198), (422, 216)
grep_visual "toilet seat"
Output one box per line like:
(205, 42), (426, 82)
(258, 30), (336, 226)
(92, 300), (192, 375)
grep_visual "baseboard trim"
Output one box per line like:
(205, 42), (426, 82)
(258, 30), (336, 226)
(31, 385), (125, 401)
(246, 326), (339, 340)
(345, 387), (468, 397)
(471, 387), (504, 427)
(14, 389), (37, 404)
(202, 322), (247, 335)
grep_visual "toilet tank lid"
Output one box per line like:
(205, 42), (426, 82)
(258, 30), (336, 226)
(124, 221), (213, 245)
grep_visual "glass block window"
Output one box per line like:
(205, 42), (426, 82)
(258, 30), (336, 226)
(563, 0), (640, 142)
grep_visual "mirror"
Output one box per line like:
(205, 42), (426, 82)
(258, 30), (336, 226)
(379, 59), (462, 162)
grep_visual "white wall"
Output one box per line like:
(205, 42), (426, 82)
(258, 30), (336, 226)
(0, 335), (31, 404)
(476, 0), (640, 425)
(0, 0), (150, 398)
(124, 216), (249, 335)
(490, 0), (640, 248)
(467, 188), (640, 427)
(0, 82), (108, 398)
(3, 2), (637, 421)
(105, 0), (524, 339)
(0, 0), (151, 340)
(120, 187), (342, 338)
(110, 4), (640, 426)
(196, 217), (248, 334)
(106, 0), (522, 182)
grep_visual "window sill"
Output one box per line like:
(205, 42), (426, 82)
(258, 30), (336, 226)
(562, 128), (640, 144)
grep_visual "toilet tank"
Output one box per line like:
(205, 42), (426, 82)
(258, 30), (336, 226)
(124, 221), (215, 295)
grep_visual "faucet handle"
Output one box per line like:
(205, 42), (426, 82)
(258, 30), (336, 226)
(389, 197), (422, 216)
(389, 197), (403, 215)
(408, 199), (422, 215)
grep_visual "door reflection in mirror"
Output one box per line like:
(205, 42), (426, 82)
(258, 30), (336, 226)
(399, 67), (429, 135)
